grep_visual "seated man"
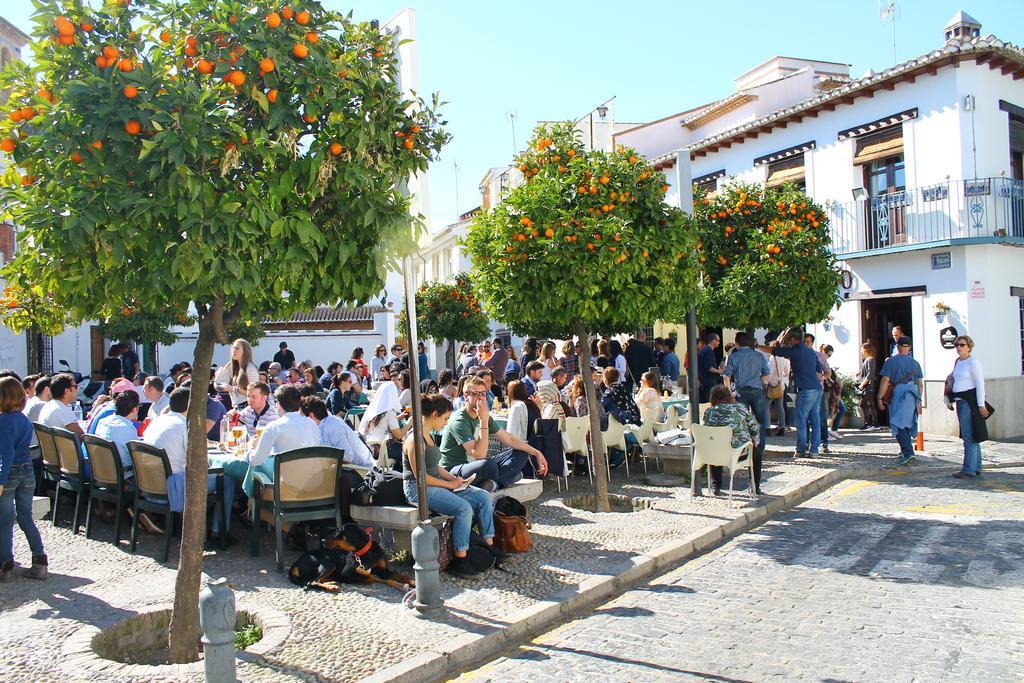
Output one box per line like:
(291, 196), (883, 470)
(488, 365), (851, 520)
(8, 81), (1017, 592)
(438, 376), (547, 490)
(230, 382), (279, 437)
(701, 384), (762, 496)
(38, 372), (84, 436)
(142, 375), (168, 418)
(299, 396), (374, 470)
(143, 387), (236, 539)
(93, 389), (141, 479)
(86, 378), (136, 434)
(225, 385), (321, 499)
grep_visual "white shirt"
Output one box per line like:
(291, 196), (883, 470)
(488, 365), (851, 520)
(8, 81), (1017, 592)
(952, 356), (985, 406)
(39, 399), (78, 430)
(94, 413), (139, 470)
(768, 355), (791, 389)
(215, 362), (260, 408)
(24, 396), (46, 447)
(147, 394), (169, 418)
(319, 415), (373, 469)
(246, 411), (321, 467)
(614, 354), (628, 383)
(144, 412), (188, 474)
(506, 401), (530, 442)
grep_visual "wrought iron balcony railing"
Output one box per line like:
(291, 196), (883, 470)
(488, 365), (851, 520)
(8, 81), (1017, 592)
(825, 177), (1024, 256)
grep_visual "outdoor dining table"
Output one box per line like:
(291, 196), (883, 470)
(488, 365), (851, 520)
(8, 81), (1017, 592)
(346, 406), (366, 430)
(661, 397), (689, 412)
(206, 446), (239, 549)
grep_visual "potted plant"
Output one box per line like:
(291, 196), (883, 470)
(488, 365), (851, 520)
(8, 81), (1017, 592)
(821, 315), (834, 331)
(934, 301), (952, 322)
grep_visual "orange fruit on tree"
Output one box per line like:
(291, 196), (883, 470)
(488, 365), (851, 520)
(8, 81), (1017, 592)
(36, 88), (53, 102)
(122, 85), (138, 98)
(197, 59), (213, 74)
(544, 228), (554, 238)
(281, 6), (294, 20)
(228, 14), (238, 24)
(305, 31), (318, 44)
(266, 89), (278, 103)
(0, 138), (14, 153)
(103, 44), (119, 59)
(185, 35), (197, 48)
(303, 113), (316, 123)
(91, 140), (103, 150)
(9, 110), (22, 123)
(403, 138), (414, 150)
(95, 55), (108, 68)
(118, 58), (133, 72)
(159, 30), (171, 43)
(228, 70), (246, 86)
(70, 151), (84, 164)
(259, 57), (275, 73)
(55, 16), (74, 36)
(57, 35), (75, 46)
(266, 12), (281, 28)
(20, 107), (35, 120)
(184, 45), (198, 57)
(329, 142), (343, 156)
(124, 119), (141, 135)
(81, 22), (94, 32)
(292, 43), (308, 59)
(296, 10), (310, 25)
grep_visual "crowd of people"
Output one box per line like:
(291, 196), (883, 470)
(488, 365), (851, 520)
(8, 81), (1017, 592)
(0, 321), (991, 581)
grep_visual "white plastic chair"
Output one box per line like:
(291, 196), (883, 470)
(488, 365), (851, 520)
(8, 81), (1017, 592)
(625, 409), (659, 474)
(563, 416), (591, 487)
(602, 413), (629, 479)
(689, 424), (755, 502)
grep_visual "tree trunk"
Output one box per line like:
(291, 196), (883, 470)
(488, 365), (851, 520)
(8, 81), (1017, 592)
(575, 321), (611, 512)
(167, 312), (218, 663)
(447, 338), (456, 373)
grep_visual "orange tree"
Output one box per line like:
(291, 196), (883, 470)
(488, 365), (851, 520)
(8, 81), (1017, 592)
(464, 122), (699, 511)
(693, 182), (841, 332)
(0, 0), (446, 661)
(398, 272), (490, 369)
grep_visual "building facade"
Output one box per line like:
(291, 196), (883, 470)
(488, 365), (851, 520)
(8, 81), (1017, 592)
(619, 12), (1024, 438)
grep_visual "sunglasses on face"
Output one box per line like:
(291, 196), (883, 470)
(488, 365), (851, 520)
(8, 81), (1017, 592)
(465, 390), (486, 398)
(955, 342), (968, 347)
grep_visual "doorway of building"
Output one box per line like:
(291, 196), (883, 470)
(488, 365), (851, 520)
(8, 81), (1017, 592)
(861, 297), (912, 360)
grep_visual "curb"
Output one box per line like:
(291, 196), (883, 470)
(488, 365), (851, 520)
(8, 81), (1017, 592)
(363, 461), (908, 683)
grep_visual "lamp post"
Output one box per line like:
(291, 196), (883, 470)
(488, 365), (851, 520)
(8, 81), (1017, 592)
(402, 255), (445, 616)
(673, 151), (701, 425)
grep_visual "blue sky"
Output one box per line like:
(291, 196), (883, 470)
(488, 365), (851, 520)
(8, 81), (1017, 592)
(3, 0), (1022, 231)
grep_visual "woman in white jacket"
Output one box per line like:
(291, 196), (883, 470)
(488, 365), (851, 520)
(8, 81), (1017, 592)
(214, 339), (259, 409)
(949, 335), (988, 478)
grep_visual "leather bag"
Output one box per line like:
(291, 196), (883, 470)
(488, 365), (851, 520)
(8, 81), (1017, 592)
(493, 496), (532, 553)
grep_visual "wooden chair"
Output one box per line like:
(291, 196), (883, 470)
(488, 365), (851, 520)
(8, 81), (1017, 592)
(51, 427), (89, 534)
(82, 434), (134, 546)
(32, 423), (60, 502)
(251, 446), (343, 570)
(563, 416), (592, 485)
(127, 441), (178, 562)
(689, 424), (755, 502)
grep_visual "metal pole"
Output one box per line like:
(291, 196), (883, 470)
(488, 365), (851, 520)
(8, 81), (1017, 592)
(674, 150), (700, 427)
(402, 255), (444, 616)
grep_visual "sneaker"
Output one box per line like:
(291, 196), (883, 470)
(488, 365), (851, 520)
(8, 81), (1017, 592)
(793, 450), (805, 458)
(711, 485), (722, 496)
(829, 430), (843, 440)
(446, 556), (482, 579)
(821, 444), (830, 454)
(0, 560), (13, 583)
(608, 449), (626, 469)
(27, 555), (47, 580)
(479, 480), (498, 493)
(897, 454), (917, 466)
(951, 471), (970, 479)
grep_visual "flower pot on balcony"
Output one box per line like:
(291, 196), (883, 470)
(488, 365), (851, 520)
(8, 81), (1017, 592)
(935, 312), (946, 323)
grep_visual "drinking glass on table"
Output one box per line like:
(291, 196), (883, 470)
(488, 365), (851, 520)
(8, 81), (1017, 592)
(252, 425), (265, 449)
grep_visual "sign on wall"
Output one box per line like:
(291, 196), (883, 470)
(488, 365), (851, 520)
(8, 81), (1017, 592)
(930, 252), (951, 270)
(939, 326), (958, 349)
(970, 280), (985, 299)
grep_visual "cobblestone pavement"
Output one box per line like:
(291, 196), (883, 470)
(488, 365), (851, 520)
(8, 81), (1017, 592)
(457, 468), (1024, 682)
(1, 432), (1020, 682)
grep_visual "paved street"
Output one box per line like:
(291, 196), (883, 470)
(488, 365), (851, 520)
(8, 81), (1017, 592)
(456, 468), (1024, 682)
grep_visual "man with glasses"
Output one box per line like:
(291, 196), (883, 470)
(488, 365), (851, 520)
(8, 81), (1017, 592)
(38, 373), (84, 436)
(439, 377), (546, 490)
(878, 335), (924, 466)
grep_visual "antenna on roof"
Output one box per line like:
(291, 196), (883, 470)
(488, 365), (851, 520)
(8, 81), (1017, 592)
(453, 159), (460, 215)
(505, 110), (519, 155)
(879, 0), (901, 67)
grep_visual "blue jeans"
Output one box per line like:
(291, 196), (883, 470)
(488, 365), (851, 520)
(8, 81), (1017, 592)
(956, 399), (982, 474)
(794, 388), (822, 455)
(1, 462), (45, 563)
(830, 401), (847, 431)
(404, 480), (495, 552)
(736, 387), (769, 486)
(449, 448), (530, 489)
(894, 427), (915, 461)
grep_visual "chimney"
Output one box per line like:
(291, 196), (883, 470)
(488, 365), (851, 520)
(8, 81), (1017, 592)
(944, 10), (981, 44)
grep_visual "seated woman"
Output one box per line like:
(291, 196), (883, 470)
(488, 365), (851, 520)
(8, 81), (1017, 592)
(634, 371), (664, 422)
(403, 394), (502, 579)
(420, 378), (440, 396)
(600, 367), (641, 426)
(534, 381), (570, 479)
(438, 369), (457, 400)
(397, 370), (412, 413)
(505, 379), (539, 444)
(325, 372), (354, 416)
(357, 379), (408, 469)
(702, 384), (762, 496)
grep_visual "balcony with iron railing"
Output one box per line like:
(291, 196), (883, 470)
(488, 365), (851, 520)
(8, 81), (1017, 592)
(825, 177), (1024, 257)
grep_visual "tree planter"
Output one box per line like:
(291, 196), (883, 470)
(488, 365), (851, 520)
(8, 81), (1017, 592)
(60, 604), (290, 678)
(562, 494), (654, 514)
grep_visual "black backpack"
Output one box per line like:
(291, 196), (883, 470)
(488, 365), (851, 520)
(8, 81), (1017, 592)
(353, 467), (407, 506)
(466, 531), (496, 573)
(494, 496), (527, 517)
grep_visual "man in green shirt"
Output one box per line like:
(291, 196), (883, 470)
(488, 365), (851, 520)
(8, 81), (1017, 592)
(439, 377), (546, 490)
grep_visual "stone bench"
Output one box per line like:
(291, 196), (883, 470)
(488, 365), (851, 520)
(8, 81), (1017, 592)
(349, 478), (543, 551)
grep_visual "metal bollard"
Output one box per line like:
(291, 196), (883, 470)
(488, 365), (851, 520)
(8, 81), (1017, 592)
(408, 521), (445, 616)
(199, 577), (237, 682)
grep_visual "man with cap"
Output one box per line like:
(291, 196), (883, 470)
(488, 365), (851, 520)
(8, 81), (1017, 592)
(878, 335), (924, 465)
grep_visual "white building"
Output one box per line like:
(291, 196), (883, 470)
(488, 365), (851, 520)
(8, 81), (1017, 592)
(618, 11), (1024, 438)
